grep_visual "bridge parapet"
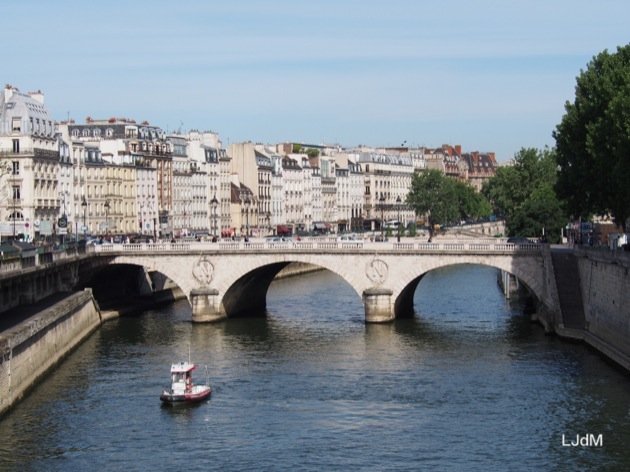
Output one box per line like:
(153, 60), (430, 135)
(89, 238), (543, 255)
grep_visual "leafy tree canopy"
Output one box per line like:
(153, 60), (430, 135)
(406, 169), (491, 237)
(553, 44), (630, 231)
(482, 147), (566, 242)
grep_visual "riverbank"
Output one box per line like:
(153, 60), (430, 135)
(0, 290), (101, 417)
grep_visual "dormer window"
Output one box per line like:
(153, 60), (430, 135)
(12, 117), (21, 132)
(106, 128), (114, 137)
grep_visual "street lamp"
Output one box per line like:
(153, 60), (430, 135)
(12, 186), (17, 240)
(396, 195), (402, 242)
(104, 199), (110, 236)
(59, 191), (68, 245)
(81, 196), (87, 239)
(379, 194), (386, 240)
(210, 194), (219, 238)
(244, 196), (251, 237)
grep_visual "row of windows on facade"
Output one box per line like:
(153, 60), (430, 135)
(11, 117), (54, 136)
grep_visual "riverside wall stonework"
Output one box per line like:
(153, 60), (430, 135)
(576, 247), (630, 367)
(0, 290), (102, 416)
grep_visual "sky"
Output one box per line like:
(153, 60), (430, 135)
(4, 0), (630, 161)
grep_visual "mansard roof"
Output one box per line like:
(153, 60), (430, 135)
(0, 86), (55, 138)
(461, 152), (497, 174)
(358, 152), (412, 166)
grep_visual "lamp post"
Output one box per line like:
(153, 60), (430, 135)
(81, 197), (87, 240)
(396, 195), (402, 242)
(210, 194), (219, 238)
(379, 194), (385, 240)
(12, 186), (17, 240)
(59, 191), (68, 245)
(104, 199), (110, 237)
(244, 196), (251, 237)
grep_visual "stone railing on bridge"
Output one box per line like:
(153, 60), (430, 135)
(0, 238), (544, 277)
(89, 238), (543, 254)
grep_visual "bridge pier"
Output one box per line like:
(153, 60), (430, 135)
(362, 287), (394, 323)
(190, 287), (227, 323)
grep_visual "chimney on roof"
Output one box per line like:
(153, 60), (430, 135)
(4, 84), (15, 101)
(28, 90), (45, 105)
(455, 145), (461, 156)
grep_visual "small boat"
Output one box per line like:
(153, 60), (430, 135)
(160, 361), (212, 404)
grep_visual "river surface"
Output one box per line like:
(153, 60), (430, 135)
(1, 265), (629, 471)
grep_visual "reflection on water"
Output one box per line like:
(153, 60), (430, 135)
(0, 265), (629, 471)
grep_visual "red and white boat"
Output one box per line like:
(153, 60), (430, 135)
(160, 361), (212, 403)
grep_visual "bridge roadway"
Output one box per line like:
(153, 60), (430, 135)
(90, 237), (552, 324)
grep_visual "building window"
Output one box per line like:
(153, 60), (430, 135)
(12, 161), (19, 175)
(12, 117), (21, 132)
(12, 186), (21, 200)
(12, 139), (19, 153)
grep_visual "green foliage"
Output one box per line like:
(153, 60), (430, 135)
(292, 144), (302, 153)
(406, 169), (491, 236)
(306, 148), (320, 157)
(553, 44), (630, 231)
(482, 148), (566, 242)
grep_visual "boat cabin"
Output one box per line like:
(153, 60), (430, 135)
(169, 361), (195, 393)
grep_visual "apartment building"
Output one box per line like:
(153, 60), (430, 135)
(0, 86), (59, 241)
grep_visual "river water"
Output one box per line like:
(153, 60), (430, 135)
(0, 265), (629, 471)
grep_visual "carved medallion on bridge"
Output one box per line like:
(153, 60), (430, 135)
(366, 258), (389, 285)
(193, 256), (215, 286)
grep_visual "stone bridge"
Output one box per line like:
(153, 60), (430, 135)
(91, 238), (556, 324)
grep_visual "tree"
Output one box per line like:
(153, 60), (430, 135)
(553, 44), (630, 232)
(406, 169), (491, 239)
(482, 148), (566, 242)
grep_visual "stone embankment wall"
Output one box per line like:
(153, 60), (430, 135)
(0, 290), (102, 416)
(275, 262), (323, 279)
(575, 247), (630, 369)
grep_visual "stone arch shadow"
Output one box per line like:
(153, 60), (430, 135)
(217, 257), (367, 319)
(87, 255), (196, 310)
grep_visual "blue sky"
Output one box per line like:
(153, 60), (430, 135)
(5, 0), (630, 161)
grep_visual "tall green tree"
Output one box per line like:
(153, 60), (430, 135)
(406, 169), (491, 239)
(482, 148), (565, 242)
(553, 44), (630, 232)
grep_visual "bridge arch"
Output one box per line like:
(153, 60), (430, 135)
(392, 257), (544, 318)
(93, 247), (547, 324)
(215, 255), (366, 318)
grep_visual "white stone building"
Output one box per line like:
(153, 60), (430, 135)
(0, 86), (58, 241)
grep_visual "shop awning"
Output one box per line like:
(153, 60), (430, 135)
(277, 225), (291, 234)
(313, 223), (327, 230)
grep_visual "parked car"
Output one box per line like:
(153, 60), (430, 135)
(265, 236), (292, 243)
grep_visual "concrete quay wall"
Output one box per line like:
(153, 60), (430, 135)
(575, 247), (630, 370)
(0, 290), (102, 417)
